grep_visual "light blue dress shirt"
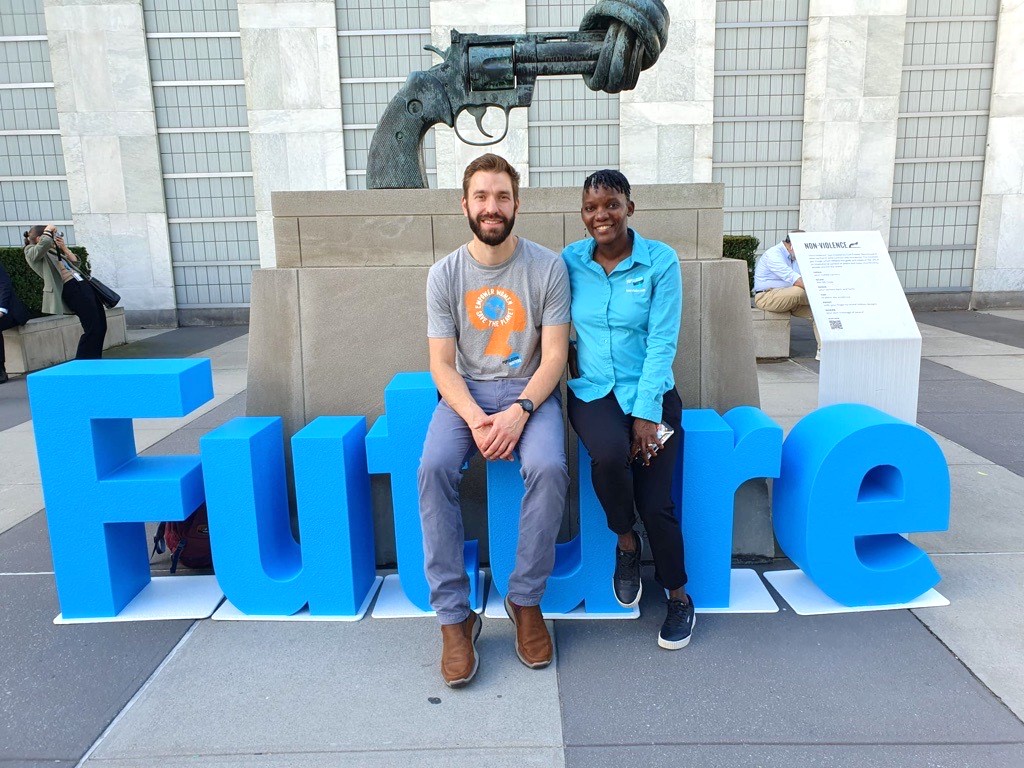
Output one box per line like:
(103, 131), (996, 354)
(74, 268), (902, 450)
(753, 240), (802, 292)
(562, 230), (682, 424)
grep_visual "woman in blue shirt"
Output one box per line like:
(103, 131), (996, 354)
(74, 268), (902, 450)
(562, 170), (693, 649)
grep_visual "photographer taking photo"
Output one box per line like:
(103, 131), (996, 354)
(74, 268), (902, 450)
(23, 224), (107, 360)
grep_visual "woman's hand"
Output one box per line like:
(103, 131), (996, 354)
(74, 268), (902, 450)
(630, 418), (662, 466)
(56, 237), (76, 261)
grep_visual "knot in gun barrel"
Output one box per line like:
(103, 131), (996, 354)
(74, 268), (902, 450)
(579, 0), (670, 93)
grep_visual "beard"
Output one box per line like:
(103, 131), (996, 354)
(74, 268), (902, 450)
(469, 210), (516, 246)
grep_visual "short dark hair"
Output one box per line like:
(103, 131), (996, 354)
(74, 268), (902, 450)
(583, 169), (631, 199)
(24, 224), (45, 246)
(783, 229), (805, 243)
(462, 153), (520, 201)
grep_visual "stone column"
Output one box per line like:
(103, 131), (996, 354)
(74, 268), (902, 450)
(43, 0), (176, 326)
(973, 1), (1024, 308)
(618, 0), (715, 184)
(238, 0), (346, 268)
(799, 0), (907, 236)
(429, 0), (528, 188)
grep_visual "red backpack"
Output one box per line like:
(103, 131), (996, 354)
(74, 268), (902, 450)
(151, 504), (213, 573)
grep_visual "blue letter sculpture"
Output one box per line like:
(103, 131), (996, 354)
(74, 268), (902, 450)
(487, 441), (629, 614)
(676, 407), (783, 608)
(366, 373), (480, 612)
(773, 403), (950, 605)
(28, 359), (212, 619)
(199, 416), (377, 616)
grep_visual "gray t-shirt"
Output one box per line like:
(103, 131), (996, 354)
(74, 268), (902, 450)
(427, 237), (571, 380)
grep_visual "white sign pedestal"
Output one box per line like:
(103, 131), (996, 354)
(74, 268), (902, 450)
(789, 232), (921, 423)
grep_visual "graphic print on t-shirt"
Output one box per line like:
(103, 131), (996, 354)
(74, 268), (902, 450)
(464, 285), (527, 361)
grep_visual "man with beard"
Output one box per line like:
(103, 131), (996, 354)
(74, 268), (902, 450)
(419, 153), (571, 688)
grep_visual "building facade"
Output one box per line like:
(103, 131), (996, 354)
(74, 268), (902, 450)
(0, 0), (1021, 324)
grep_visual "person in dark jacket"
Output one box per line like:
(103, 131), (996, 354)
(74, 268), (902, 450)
(0, 260), (31, 383)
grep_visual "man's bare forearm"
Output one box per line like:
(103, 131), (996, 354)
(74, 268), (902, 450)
(430, 360), (486, 426)
(515, 353), (565, 408)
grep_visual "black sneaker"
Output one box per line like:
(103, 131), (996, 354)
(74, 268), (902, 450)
(613, 531), (643, 607)
(659, 595), (695, 650)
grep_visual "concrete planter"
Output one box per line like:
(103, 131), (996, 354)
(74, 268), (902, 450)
(2, 307), (128, 374)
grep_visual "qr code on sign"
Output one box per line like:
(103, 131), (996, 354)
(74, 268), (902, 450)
(829, 319), (843, 330)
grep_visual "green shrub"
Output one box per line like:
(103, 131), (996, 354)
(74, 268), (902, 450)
(723, 235), (759, 292)
(0, 245), (91, 317)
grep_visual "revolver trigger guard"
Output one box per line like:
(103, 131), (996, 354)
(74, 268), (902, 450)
(453, 106), (510, 147)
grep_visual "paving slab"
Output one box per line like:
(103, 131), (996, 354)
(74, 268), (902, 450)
(85, 748), (565, 768)
(914, 554), (1024, 720)
(0, 509), (52, 573)
(916, 311), (1024, 351)
(554, 583), (1024, 748)
(757, 381), (818, 418)
(919, 357), (974, 380)
(0, 574), (193, 764)
(927, 354), (1024, 383)
(912, 464), (1024, 554)
(186, 390), (246, 430)
(980, 309), (1024, 323)
(917, 375), (1024, 414)
(755, 359), (820, 384)
(989, 378), (1024, 395)
(918, 411), (1024, 477)
(566, 744), (1024, 768)
(87, 617), (564, 762)
(0, 480), (43, 534)
(920, 334), (1024, 358)
(0, 374), (31, 430)
(103, 326), (248, 360)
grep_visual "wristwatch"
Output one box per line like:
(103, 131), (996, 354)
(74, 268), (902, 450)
(514, 398), (534, 415)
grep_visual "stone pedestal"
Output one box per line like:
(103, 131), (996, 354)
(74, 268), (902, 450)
(250, 183), (774, 563)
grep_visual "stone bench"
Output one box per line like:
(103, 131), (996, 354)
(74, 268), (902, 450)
(2, 307), (127, 374)
(751, 306), (791, 359)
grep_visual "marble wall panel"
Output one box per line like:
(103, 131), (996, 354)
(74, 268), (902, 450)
(800, 3), (905, 238)
(976, 0), (1024, 307)
(44, 0), (176, 315)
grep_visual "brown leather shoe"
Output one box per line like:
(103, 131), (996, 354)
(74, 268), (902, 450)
(504, 596), (553, 669)
(440, 613), (481, 688)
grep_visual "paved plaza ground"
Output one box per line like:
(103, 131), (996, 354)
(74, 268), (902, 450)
(1, 310), (1023, 767)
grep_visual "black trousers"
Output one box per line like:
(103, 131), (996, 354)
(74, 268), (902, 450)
(61, 279), (107, 360)
(0, 312), (19, 370)
(568, 387), (687, 591)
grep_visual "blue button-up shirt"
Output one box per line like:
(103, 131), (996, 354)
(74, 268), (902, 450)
(562, 230), (682, 424)
(753, 240), (801, 292)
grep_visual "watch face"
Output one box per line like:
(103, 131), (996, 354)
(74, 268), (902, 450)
(517, 399), (533, 413)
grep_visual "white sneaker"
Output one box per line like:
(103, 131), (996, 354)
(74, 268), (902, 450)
(814, 350), (821, 361)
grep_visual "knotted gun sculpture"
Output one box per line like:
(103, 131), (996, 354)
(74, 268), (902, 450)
(366, 0), (670, 189)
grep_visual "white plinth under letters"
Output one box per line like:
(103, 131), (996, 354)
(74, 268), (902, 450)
(692, 569), (779, 614)
(211, 576), (383, 622)
(371, 571), (486, 619)
(764, 569), (949, 616)
(483, 581), (639, 620)
(54, 576), (224, 624)
(789, 232), (921, 422)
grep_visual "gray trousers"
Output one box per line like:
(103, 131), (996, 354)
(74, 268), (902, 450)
(417, 378), (568, 625)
